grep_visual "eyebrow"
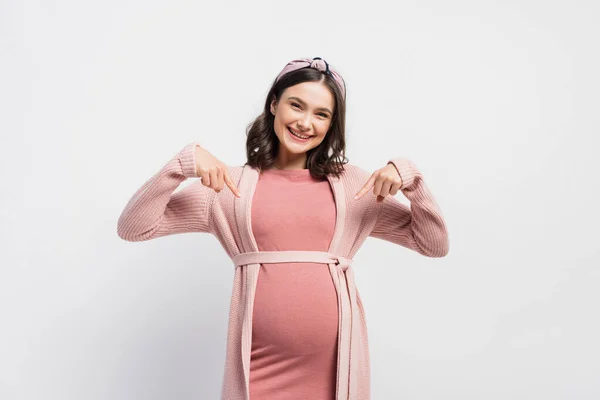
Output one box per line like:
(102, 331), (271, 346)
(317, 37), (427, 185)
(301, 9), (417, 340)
(287, 96), (333, 115)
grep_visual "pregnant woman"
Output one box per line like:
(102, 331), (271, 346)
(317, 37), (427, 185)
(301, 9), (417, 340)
(117, 57), (449, 400)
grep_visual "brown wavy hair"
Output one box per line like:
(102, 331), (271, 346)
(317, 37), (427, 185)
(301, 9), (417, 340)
(244, 67), (348, 179)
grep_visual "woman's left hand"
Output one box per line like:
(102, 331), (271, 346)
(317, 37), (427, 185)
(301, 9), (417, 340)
(354, 163), (403, 203)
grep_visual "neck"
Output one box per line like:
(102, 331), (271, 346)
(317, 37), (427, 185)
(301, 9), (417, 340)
(273, 151), (308, 170)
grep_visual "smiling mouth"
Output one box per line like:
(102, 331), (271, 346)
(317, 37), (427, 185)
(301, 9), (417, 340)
(288, 127), (312, 140)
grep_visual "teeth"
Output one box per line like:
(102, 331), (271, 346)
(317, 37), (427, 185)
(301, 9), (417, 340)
(289, 127), (310, 139)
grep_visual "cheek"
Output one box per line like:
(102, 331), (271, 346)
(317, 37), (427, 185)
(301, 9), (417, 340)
(317, 122), (331, 137)
(314, 131), (328, 146)
(274, 116), (286, 135)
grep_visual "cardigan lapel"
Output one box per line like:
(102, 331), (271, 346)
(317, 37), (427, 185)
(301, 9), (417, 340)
(233, 165), (260, 398)
(326, 171), (360, 399)
(326, 171), (345, 254)
(235, 165), (260, 253)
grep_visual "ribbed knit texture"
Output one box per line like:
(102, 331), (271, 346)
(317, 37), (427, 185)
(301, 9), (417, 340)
(117, 142), (449, 399)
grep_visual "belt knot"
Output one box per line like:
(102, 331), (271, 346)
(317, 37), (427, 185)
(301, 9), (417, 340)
(332, 255), (352, 271)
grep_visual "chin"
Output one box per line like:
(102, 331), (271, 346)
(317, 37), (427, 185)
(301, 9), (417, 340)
(288, 138), (320, 150)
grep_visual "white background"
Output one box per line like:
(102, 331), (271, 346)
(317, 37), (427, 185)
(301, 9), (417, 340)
(1, 0), (599, 399)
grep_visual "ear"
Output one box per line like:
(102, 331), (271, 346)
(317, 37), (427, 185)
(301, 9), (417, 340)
(270, 98), (277, 116)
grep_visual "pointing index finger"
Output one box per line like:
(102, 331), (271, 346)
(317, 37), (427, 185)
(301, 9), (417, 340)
(224, 170), (242, 198)
(354, 174), (376, 200)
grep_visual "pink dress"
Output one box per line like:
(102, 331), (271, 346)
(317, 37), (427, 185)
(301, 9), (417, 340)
(249, 168), (338, 399)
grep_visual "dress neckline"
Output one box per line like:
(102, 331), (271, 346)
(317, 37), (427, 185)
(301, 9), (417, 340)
(260, 168), (323, 182)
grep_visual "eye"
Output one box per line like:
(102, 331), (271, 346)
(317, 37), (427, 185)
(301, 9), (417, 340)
(318, 113), (329, 118)
(291, 102), (301, 109)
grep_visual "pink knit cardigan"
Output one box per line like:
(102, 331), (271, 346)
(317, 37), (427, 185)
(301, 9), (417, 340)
(117, 142), (449, 400)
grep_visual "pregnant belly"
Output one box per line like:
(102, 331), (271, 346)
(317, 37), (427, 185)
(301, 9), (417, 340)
(251, 262), (339, 358)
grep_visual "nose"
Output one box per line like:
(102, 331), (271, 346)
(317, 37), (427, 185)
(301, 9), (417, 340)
(297, 114), (312, 131)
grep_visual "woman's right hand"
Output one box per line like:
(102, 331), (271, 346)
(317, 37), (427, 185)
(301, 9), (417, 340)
(194, 145), (241, 198)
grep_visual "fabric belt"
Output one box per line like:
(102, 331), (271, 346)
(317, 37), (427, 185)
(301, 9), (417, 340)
(232, 250), (359, 400)
(233, 250), (353, 270)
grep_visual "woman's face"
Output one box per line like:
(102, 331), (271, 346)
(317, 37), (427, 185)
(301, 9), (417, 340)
(270, 81), (335, 158)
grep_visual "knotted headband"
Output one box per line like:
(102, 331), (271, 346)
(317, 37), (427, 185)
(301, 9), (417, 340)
(275, 57), (346, 100)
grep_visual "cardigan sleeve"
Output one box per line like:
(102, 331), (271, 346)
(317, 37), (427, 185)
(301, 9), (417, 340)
(116, 142), (214, 242)
(368, 157), (449, 257)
